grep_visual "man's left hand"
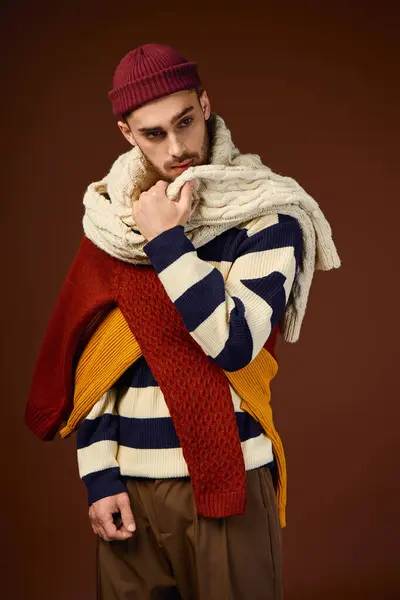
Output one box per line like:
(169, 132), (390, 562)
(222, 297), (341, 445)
(132, 179), (196, 242)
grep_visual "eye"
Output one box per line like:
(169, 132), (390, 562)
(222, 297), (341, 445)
(179, 117), (193, 128)
(146, 130), (165, 140)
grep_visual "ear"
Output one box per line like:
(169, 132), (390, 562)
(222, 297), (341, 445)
(117, 119), (137, 147)
(199, 90), (211, 121)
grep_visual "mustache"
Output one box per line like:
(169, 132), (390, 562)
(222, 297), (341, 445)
(166, 153), (199, 169)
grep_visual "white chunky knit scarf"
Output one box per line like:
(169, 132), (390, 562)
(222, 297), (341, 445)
(83, 114), (340, 342)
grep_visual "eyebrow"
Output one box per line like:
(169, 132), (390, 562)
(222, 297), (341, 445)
(138, 106), (194, 133)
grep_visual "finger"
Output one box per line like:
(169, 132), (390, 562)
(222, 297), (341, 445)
(118, 496), (136, 533)
(98, 522), (127, 542)
(155, 180), (168, 190)
(92, 515), (106, 539)
(112, 513), (132, 537)
(179, 180), (196, 209)
(89, 508), (98, 535)
(96, 524), (109, 541)
(101, 513), (130, 542)
(113, 509), (131, 536)
(101, 514), (119, 540)
(132, 202), (139, 219)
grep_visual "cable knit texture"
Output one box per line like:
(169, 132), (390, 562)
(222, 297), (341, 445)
(116, 265), (247, 517)
(60, 308), (288, 525)
(25, 110), (341, 521)
(83, 114), (340, 343)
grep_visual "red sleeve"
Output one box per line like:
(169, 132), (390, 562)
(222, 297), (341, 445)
(264, 325), (279, 359)
(24, 238), (120, 440)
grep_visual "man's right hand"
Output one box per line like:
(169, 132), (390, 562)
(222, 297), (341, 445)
(89, 492), (136, 542)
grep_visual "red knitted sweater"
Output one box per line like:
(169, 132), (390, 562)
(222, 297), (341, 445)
(25, 237), (278, 517)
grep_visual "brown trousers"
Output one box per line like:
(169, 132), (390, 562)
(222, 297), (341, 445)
(97, 466), (282, 600)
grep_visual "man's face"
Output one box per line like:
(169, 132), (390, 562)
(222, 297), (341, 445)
(118, 89), (211, 182)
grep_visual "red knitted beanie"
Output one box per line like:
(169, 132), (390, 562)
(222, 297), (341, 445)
(108, 43), (201, 117)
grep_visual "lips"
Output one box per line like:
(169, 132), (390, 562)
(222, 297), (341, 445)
(172, 160), (193, 170)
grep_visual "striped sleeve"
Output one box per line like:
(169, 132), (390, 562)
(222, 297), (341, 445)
(144, 214), (303, 372)
(76, 388), (127, 505)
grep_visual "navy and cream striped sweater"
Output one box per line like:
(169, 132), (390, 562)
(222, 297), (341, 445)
(77, 213), (303, 505)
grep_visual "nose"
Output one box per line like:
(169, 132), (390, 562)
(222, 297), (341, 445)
(168, 133), (185, 160)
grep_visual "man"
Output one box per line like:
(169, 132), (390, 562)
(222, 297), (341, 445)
(25, 43), (340, 600)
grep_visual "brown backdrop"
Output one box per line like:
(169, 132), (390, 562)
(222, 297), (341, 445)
(1, 1), (399, 598)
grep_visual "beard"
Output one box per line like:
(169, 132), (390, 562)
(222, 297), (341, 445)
(143, 121), (211, 183)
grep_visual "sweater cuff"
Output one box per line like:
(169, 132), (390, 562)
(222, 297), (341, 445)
(144, 226), (195, 273)
(82, 467), (128, 505)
